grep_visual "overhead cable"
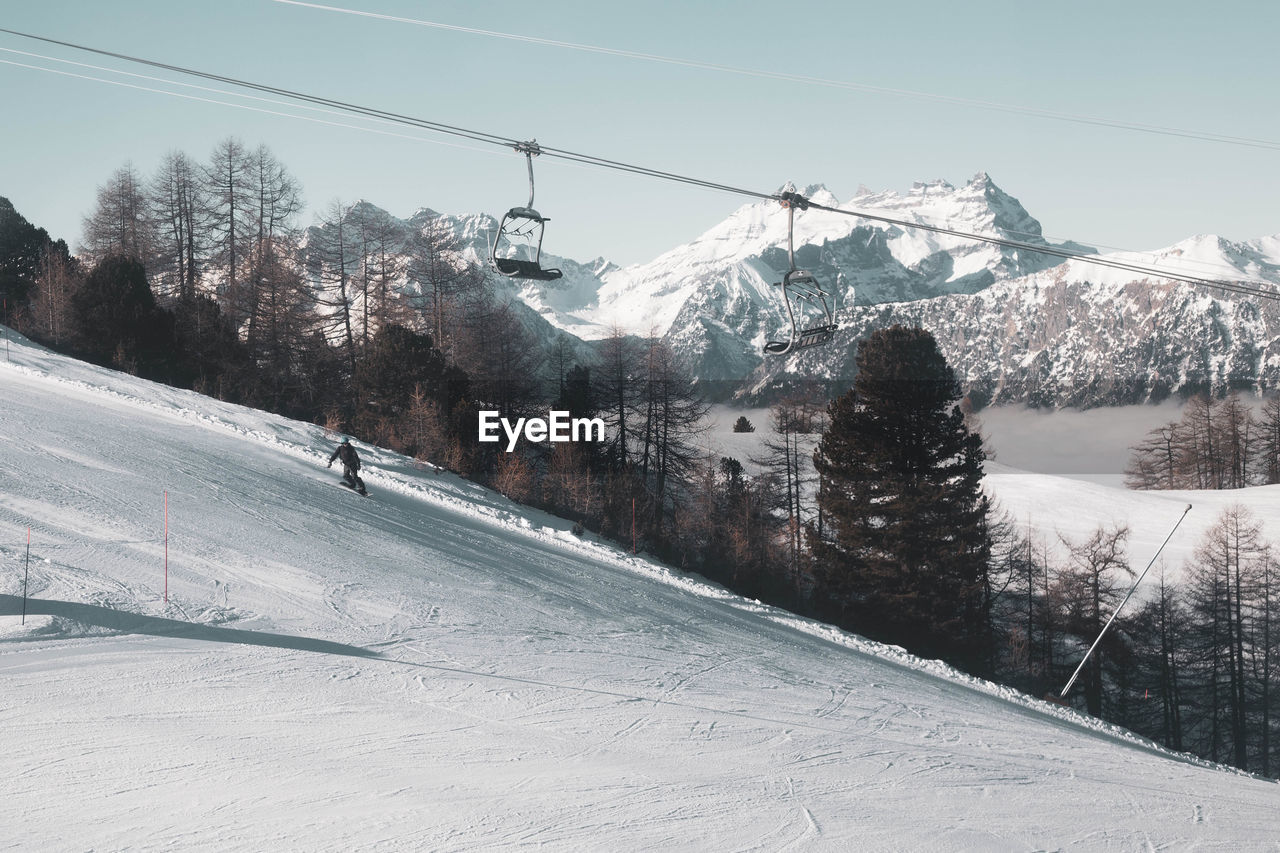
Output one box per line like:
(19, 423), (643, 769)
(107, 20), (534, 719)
(0, 27), (1276, 301)
(273, 0), (1280, 153)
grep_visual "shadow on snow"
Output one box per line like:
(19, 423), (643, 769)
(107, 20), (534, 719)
(0, 595), (379, 660)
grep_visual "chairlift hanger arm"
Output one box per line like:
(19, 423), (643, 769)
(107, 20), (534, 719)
(514, 139), (541, 209)
(777, 190), (810, 210)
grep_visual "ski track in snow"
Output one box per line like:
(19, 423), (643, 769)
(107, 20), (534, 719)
(1, 329), (1279, 850)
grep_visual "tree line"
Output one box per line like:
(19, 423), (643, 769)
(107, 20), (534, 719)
(989, 505), (1280, 777)
(1127, 392), (1280, 489)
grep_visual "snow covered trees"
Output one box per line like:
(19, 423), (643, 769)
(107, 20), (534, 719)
(810, 325), (993, 672)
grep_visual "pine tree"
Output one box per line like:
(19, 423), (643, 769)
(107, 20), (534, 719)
(809, 325), (992, 672)
(0, 196), (61, 314)
(355, 324), (450, 418)
(71, 254), (171, 374)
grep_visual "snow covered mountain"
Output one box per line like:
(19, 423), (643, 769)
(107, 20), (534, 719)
(313, 177), (1280, 407)
(744, 235), (1280, 407)
(3, 329), (1280, 848)
(491, 173), (1092, 377)
(505, 176), (1280, 406)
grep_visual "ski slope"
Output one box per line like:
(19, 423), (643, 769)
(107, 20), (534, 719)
(1, 330), (1278, 851)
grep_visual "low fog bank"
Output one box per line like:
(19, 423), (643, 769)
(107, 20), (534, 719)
(707, 400), (1224, 486)
(976, 401), (1187, 485)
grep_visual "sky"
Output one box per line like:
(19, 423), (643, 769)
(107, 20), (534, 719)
(2, 0), (1279, 266)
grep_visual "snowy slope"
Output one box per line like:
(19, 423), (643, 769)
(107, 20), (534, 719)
(985, 462), (1280, 577)
(2, 330), (1278, 850)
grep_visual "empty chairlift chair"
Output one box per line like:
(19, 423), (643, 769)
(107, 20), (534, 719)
(490, 140), (563, 282)
(763, 191), (838, 356)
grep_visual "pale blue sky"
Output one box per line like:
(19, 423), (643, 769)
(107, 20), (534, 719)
(2, 0), (1278, 265)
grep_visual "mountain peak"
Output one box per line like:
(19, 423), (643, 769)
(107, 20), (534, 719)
(967, 171), (995, 189)
(772, 182), (838, 207)
(909, 178), (956, 195)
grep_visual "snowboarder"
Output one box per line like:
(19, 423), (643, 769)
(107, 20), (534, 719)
(327, 437), (367, 495)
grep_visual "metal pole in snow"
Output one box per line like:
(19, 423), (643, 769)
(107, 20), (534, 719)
(21, 527), (30, 625)
(1059, 503), (1192, 701)
(632, 497), (636, 554)
(164, 491), (169, 603)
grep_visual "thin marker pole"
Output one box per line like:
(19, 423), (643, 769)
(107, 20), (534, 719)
(164, 491), (169, 603)
(1060, 503), (1192, 700)
(632, 497), (636, 554)
(21, 527), (30, 625)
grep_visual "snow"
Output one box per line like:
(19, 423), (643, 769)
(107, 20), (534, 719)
(2, 328), (1279, 850)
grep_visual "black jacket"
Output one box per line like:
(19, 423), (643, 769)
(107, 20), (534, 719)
(329, 442), (360, 471)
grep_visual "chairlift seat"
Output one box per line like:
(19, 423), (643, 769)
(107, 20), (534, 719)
(764, 325), (836, 355)
(494, 257), (563, 281)
(505, 206), (549, 223)
(489, 141), (562, 282)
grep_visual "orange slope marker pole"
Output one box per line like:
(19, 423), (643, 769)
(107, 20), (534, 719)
(164, 491), (169, 604)
(21, 527), (30, 625)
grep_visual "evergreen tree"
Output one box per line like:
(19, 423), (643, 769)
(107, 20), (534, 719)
(168, 293), (252, 399)
(355, 324), (454, 418)
(559, 364), (594, 420)
(809, 325), (992, 672)
(1185, 506), (1268, 770)
(0, 196), (60, 312)
(70, 255), (172, 375)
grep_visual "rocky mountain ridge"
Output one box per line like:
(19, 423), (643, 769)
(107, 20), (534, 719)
(328, 175), (1280, 408)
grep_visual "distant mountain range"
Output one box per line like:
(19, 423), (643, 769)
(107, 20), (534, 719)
(343, 173), (1280, 408)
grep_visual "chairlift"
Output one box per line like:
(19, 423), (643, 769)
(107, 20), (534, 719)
(763, 191), (838, 356)
(490, 140), (563, 281)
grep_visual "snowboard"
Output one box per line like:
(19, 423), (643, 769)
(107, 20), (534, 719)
(337, 480), (371, 497)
